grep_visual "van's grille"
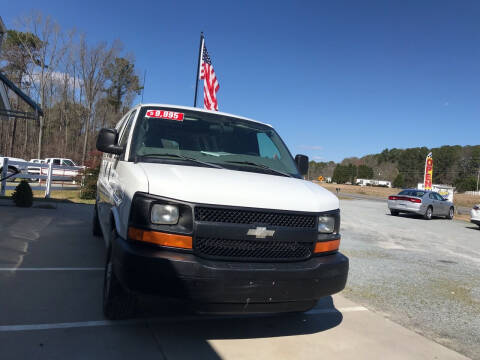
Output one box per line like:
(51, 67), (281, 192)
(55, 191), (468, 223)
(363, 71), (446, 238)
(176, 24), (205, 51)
(195, 237), (312, 261)
(194, 207), (316, 228)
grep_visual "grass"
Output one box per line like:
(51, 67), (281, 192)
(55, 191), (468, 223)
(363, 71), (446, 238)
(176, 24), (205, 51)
(454, 213), (471, 222)
(453, 193), (480, 208)
(318, 182), (479, 208)
(1, 189), (95, 205)
(321, 183), (398, 198)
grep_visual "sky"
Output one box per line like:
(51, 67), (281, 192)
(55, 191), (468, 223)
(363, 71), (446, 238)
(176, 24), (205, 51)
(3, 0), (480, 162)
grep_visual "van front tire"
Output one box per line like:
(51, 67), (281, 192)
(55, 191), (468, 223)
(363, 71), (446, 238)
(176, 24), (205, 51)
(92, 205), (102, 236)
(103, 240), (137, 320)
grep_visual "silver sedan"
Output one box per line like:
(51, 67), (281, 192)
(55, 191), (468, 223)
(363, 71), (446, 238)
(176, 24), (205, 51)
(388, 189), (455, 220)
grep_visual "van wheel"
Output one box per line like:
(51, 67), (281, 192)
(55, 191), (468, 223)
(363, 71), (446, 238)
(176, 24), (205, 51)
(103, 240), (137, 320)
(424, 206), (433, 220)
(92, 205), (102, 236)
(447, 207), (454, 220)
(390, 210), (399, 216)
(92, 204), (102, 236)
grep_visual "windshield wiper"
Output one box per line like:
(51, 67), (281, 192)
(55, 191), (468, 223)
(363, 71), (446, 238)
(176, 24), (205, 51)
(136, 153), (224, 169)
(224, 161), (293, 178)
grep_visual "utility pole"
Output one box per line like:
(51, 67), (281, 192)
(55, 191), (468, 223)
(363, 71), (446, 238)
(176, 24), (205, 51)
(477, 168), (479, 193)
(141, 70), (146, 103)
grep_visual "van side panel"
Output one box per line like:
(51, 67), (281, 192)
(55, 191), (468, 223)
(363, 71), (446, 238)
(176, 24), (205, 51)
(97, 159), (148, 244)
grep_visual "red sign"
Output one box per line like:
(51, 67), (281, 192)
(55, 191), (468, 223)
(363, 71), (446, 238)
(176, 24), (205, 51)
(424, 154), (433, 190)
(145, 110), (184, 121)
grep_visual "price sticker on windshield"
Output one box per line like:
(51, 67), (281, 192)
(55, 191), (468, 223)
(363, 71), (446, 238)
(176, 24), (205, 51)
(146, 110), (184, 121)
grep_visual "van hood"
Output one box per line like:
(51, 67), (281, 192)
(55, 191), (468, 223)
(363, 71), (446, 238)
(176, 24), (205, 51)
(139, 163), (339, 213)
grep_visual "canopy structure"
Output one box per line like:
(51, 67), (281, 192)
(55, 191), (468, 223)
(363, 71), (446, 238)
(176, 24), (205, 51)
(0, 16), (43, 122)
(0, 72), (43, 120)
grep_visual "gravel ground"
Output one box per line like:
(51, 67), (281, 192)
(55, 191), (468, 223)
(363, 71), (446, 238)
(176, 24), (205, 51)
(339, 199), (480, 360)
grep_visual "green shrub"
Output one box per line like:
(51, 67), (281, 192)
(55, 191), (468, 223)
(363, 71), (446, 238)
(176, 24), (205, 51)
(393, 173), (405, 188)
(12, 180), (33, 207)
(455, 176), (477, 192)
(332, 164), (357, 184)
(80, 167), (99, 200)
(357, 165), (374, 179)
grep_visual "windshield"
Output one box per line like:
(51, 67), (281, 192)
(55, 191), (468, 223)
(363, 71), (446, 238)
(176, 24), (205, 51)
(399, 190), (426, 197)
(129, 107), (300, 177)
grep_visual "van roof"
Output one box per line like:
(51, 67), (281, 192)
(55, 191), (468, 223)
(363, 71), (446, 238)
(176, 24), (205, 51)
(134, 103), (272, 128)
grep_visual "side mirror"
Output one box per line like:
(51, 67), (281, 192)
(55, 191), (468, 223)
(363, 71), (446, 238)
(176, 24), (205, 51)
(295, 154), (309, 176)
(96, 128), (124, 155)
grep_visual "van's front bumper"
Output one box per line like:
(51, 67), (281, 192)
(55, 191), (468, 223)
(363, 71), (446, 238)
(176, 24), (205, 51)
(112, 236), (349, 313)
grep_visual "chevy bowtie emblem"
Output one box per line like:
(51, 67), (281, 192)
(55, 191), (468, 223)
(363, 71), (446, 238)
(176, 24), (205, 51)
(247, 227), (275, 239)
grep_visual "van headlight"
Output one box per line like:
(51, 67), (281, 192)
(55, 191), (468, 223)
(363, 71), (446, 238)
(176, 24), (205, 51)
(318, 215), (336, 233)
(151, 204), (179, 225)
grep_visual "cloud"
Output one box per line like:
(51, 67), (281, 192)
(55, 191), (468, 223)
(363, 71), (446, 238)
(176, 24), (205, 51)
(312, 156), (324, 161)
(22, 71), (81, 89)
(50, 71), (81, 88)
(299, 145), (323, 151)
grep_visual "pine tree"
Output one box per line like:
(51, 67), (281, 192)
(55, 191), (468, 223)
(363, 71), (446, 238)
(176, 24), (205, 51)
(12, 180), (33, 207)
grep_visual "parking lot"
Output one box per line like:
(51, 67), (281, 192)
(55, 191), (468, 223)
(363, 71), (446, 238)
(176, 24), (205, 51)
(0, 199), (476, 359)
(340, 198), (480, 359)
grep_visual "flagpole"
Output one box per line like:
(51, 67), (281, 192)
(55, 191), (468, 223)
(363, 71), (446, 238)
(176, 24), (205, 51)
(194, 32), (204, 107)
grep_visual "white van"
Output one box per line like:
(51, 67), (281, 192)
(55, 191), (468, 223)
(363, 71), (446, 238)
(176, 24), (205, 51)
(94, 104), (348, 319)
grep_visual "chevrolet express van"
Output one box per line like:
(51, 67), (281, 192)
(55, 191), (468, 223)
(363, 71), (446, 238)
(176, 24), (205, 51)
(94, 104), (348, 319)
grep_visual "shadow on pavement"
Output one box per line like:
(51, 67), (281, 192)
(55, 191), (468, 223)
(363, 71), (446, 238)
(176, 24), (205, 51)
(387, 212), (450, 221)
(140, 296), (343, 359)
(465, 225), (480, 231)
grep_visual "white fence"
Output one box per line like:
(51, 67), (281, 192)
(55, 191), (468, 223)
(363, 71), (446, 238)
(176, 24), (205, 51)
(465, 191), (480, 196)
(1, 158), (84, 198)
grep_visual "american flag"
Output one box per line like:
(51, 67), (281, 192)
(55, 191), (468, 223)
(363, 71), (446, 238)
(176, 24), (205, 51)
(199, 42), (220, 111)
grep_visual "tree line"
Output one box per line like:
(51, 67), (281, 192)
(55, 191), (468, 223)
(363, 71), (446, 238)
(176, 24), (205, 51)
(0, 13), (142, 166)
(309, 144), (480, 191)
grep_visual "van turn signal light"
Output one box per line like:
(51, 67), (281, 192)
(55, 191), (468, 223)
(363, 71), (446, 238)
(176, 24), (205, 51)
(128, 227), (192, 249)
(314, 239), (340, 254)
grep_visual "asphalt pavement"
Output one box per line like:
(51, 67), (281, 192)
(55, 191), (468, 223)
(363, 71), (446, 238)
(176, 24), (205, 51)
(0, 200), (474, 359)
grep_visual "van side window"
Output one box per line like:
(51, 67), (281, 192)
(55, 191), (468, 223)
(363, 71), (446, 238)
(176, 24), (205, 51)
(119, 110), (137, 148)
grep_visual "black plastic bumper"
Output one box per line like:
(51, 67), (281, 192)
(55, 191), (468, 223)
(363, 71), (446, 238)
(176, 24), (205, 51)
(112, 236), (349, 312)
